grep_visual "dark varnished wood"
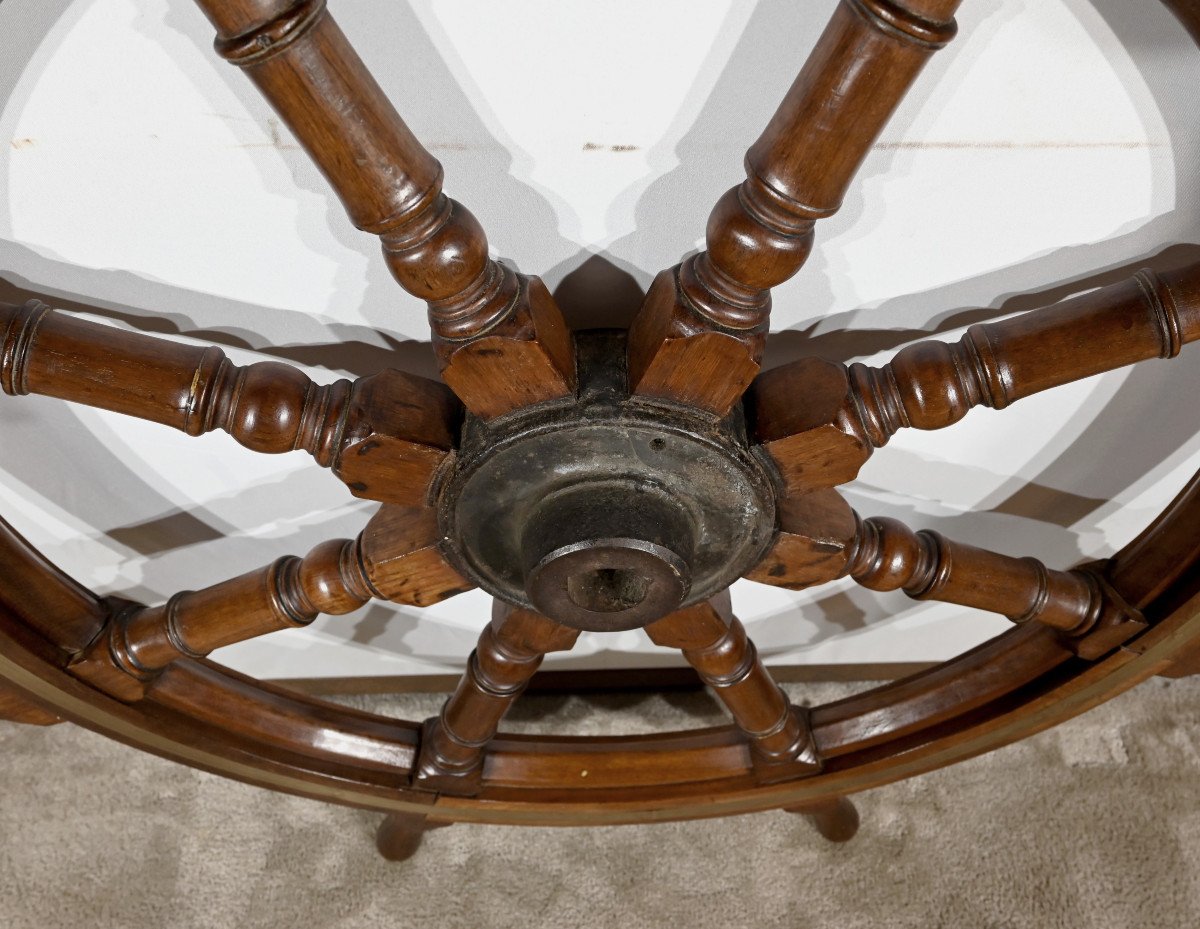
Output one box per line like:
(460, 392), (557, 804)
(850, 264), (1200, 444)
(646, 593), (819, 783)
(627, 0), (962, 415)
(0, 299), (459, 507)
(0, 515), (106, 655)
(786, 796), (860, 843)
(845, 516), (1148, 660)
(376, 811), (451, 862)
(0, 678), (61, 725)
(68, 512), (470, 703)
(69, 537), (374, 701)
(155, 659), (419, 775)
(3, 0), (1200, 854)
(748, 502), (1154, 662)
(414, 603), (579, 795)
(189, 0), (575, 418)
(751, 263), (1200, 494)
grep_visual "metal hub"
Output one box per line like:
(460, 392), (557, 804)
(438, 331), (777, 631)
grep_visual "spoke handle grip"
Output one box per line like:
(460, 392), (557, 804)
(847, 516), (1147, 658)
(683, 0), (963, 328)
(69, 538), (372, 701)
(189, 0), (575, 416)
(627, 0), (962, 416)
(0, 299), (351, 462)
(849, 264), (1200, 445)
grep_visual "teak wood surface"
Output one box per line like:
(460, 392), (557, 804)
(3, 0), (1200, 860)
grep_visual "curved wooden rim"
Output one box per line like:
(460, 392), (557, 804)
(2, 0), (1199, 826)
(1, 460), (1197, 825)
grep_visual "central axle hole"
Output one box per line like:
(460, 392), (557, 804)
(567, 568), (651, 613)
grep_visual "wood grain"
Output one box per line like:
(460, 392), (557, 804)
(69, 538), (375, 701)
(413, 603), (578, 795)
(849, 263), (1200, 445)
(750, 264), (1200, 494)
(0, 300), (459, 506)
(846, 516), (1148, 660)
(190, 0), (575, 417)
(646, 594), (820, 783)
(359, 506), (474, 606)
(627, 0), (962, 415)
(744, 489), (859, 590)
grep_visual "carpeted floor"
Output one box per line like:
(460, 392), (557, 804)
(4, 677), (1200, 929)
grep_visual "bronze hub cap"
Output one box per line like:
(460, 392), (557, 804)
(438, 331), (778, 631)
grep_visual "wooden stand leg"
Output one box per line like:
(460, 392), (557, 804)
(1158, 638), (1200, 678)
(375, 812), (450, 862)
(0, 679), (61, 725)
(786, 796), (860, 843)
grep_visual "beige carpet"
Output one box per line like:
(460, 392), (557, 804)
(3, 677), (1200, 929)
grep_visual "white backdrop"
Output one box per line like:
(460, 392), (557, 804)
(1, 0), (1199, 679)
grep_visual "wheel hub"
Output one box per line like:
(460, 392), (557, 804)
(438, 331), (778, 631)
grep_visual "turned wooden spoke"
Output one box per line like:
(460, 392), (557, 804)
(846, 516), (1148, 660)
(627, 0), (962, 414)
(646, 594), (820, 783)
(413, 602), (579, 796)
(0, 299), (458, 507)
(851, 262), (1200, 442)
(70, 537), (372, 701)
(189, 0), (574, 418)
(69, 505), (471, 701)
(752, 262), (1200, 493)
(746, 504), (1149, 660)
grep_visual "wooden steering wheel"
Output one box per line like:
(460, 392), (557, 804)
(3, 0), (1200, 860)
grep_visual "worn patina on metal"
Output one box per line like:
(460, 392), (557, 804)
(438, 331), (778, 631)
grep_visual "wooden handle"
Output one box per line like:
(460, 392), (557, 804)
(647, 596), (819, 782)
(196, 0), (496, 334)
(0, 300), (460, 506)
(847, 516), (1147, 658)
(189, 0), (574, 416)
(412, 603), (579, 796)
(69, 538), (373, 701)
(691, 0), (963, 324)
(67, 502), (479, 702)
(628, 0), (962, 414)
(749, 263), (1200, 494)
(850, 264), (1200, 444)
(1, 299), (348, 455)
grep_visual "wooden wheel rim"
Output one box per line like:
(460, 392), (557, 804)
(1, 480), (1199, 826)
(2, 1), (1200, 826)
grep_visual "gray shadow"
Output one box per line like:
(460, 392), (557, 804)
(757, 0), (1200, 646)
(0, 254), (440, 381)
(4, 0), (1200, 660)
(550, 252), (646, 330)
(142, 0), (577, 337)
